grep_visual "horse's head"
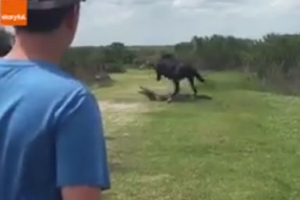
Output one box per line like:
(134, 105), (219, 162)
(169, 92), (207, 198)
(145, 61), (157, 70)
(143, 60), (162, 81)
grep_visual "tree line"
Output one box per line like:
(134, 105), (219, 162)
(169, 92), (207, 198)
(175, 34), (300, 93)
(1, 27), (300, 92)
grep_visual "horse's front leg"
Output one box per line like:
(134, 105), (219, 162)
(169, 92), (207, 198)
(156, 71), (162, 81)
(188, 77), (197, 97)
(167, 79), (180, 103)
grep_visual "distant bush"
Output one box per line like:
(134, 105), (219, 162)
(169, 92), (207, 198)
(105, 63), (127, 73)
(54, 33), (300, 93)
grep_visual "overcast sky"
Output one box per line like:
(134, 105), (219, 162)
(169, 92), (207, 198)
(4, 0), (300, 46)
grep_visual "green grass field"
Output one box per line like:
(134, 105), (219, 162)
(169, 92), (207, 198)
(93, 70), (300, 200)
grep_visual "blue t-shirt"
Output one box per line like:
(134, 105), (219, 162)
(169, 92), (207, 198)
(0, 59), (110, 200)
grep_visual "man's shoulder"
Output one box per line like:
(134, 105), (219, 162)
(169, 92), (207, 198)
(34, 62), (94, 105)
(32, 60), (87, 90)
(22, 60), (99, 120)
(1, 59), (93, 104)
(0, 58), (97, 105)
(40, 68), (89, 97)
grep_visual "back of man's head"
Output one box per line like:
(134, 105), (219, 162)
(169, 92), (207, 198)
(15, 0), (83, 33)
(9, 0), (85, 62)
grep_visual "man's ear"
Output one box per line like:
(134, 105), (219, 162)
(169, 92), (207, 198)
(64, 4), (80, 32)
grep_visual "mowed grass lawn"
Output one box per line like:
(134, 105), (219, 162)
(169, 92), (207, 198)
(93, 69), (300, 200)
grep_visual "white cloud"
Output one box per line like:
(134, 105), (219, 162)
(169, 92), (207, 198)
(172, 0), (206, 8)
(80, 1), (134, 26)
(70, 0), (300, 46)
(171, 0), (295, 16)
(3, 0), (300, 46)
(270, 0), (300, 13)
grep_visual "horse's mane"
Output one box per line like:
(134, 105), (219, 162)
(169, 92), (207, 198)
(160, 53), (176, 60)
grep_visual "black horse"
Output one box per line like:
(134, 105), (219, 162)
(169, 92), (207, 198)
(151, 55), (206, 101)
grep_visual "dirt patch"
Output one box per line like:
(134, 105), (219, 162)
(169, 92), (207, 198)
(138, 174), (173, 183)
(100, 101), (145, 112)
(99, 101), (149, 128)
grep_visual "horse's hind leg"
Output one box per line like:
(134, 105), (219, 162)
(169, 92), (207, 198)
(188, 77), (197, 97)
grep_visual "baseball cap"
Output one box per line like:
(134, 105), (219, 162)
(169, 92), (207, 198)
(28, 0), (85, 10)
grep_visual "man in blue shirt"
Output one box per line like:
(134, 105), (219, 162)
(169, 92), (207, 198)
(0, 0), (111, 200)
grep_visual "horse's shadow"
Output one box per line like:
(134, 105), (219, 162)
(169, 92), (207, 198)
(169, 93), (212, 102)
(138, 86), (212, 103)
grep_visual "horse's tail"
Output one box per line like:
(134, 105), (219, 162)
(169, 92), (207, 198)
(194, 70), (205, 82)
